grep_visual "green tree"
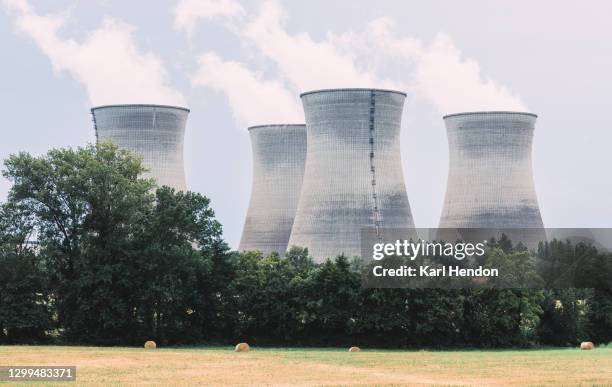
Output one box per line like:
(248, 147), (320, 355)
(586, 289), (612, 344)
(3, 142), (228, 345)
(3, 142), (154, 343)
(300, 255), (361, 345)
(229, 250), (305, 343)
(135, 187), (227, 345)
(535, 240), (610, 346)
(463, 289), (544, 347)
(0, 203), (52, 343)
(537, 289), (590, 346)
(483, 248), (544, 288)
(581, 248), (612, 344)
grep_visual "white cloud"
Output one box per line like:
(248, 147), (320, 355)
(193, 53), (303, 127)
(188, 1), (393, 127)
(241, 1), (385, 91)
(173, 0), (245, 36)
(188, 1), (528, 127)
(414, 34), (527, 113)
(3, 0), (186, 107)
(330, 18), (528, 113)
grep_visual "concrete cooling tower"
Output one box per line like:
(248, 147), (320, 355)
(288, 89), (416, 262)
(239, 124), (307, 255)
(438, 111), (545, 247)
(91, 104), (189, 191)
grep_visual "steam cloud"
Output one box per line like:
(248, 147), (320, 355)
(173, 0), (245, 36)
(189, 0), (527, 126)
(193, 53), (303, 127)
(3, 0), (186, 107)
(4, 0), (528, 124)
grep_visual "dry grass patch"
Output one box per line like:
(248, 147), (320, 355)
(0, 345), (610, 386)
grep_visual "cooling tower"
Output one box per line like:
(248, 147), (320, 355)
(438, 111), (545, 247)
(239, 124), (307, 255)
(91, 104), (189, 191)
(288, 88), (416, 262)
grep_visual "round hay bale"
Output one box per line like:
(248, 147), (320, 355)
(235, 342), (250, 352)
(144, 340), (157, 349)
(580, 341), (595, 350)
(348, 346), (361, 352)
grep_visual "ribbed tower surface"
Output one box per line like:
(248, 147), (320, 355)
(91, 104), (189, 191)
(438, 111), (545, 246)
(288, 89), (416, 262)
(239, 124), (307, 255)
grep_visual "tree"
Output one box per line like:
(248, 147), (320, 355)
(0, 203), (52, 343)
(299, 255), (361, 345)
(463, 289), (543, 347)
(134, 187), (227, 345)
(483, 248), (544, 288)
(2, 142), (228, 345)
(581, 248), (612, 344)
(537, 289), (590, 346)
(586, 289), (612, 344)
(3, 142), (154, 343)
(536, 240), (610, 345)
(229, 250), (305, 343)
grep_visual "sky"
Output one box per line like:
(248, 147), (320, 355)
(1, 0), (611, 248)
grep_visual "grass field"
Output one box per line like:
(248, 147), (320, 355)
(1, 345), (611, 386)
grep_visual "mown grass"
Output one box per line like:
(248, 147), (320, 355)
(1, 345), (610, 386)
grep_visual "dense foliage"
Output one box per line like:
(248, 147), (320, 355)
(0, 143), (610, 347)
(0, 203), (52, 343)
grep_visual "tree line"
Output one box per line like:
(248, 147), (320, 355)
(0, 142), (610, 347)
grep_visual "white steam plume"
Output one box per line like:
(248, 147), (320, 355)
(3, 0), (186, 107)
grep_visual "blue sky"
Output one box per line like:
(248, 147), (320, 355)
(1, 0), (611, 248)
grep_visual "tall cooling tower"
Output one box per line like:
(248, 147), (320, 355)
(288, 89), (416, 261)
(91, 104), (189, 191)
(239, 124), (307, 255)
(438, 111), (545, 246)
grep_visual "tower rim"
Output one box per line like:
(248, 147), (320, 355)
(248, 124), (306, 131)
(443, 111), (537, 119)
(300, 88), (407, 98)
(91, 104), (190, 113)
